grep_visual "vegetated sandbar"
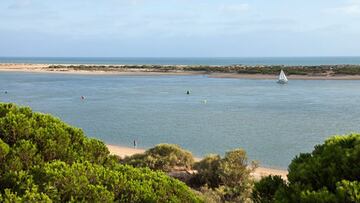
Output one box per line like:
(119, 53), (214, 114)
(106, 144), (288, 180)
(2, 63), (360, 80)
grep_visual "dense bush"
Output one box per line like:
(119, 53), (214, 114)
(251, 175), (286, 203)
(255, 134), (360, 202)
(1, 161), (202, 202)
(287, 134), (360, 191)
(0, 103), (203, 202)
(190, 149), (256, 202)
(333, 66), (360, 75)
(0, 103), (110, 166)
(0, 138), (9, 160)
(121, 143), (195, 172)
(192, 154), (222, 188)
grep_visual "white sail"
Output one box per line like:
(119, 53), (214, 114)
(278, 69), (288, 84)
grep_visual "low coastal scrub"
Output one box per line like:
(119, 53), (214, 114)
(190, 150), (257, 202)
(122, 132), (360, 203)
(0, 103), (202, 202)
(251, 175), (287, 203)
(124, 146), (257, 202)
(121, 143), (194, 172)
(47, 64), (360, 76)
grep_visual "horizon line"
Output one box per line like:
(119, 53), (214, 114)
(1, 56), (360, 58)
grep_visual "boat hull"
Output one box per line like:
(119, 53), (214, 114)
(277, 80), (288, 84)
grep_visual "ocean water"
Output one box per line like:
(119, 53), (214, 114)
(1, 56), (360, 66)
(1, 72), (360, 168)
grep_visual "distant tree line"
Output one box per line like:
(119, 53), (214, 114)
(47, 64), (360, 75)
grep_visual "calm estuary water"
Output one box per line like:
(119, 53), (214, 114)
(1, 72), (360, 168)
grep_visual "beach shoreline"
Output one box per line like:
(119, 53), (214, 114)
(105, 144), (288, 180)
(0, 63), (206, 76)
(1, 63), (360, 80)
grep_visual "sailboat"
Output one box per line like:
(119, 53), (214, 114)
(277, 69), (288, 84)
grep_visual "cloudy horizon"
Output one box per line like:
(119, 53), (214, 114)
(1, 0), (360, 57)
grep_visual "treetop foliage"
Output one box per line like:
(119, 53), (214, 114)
(0, 103), (203, 202)
(122, 143), (195, 172)
(253, 134), (360, 203)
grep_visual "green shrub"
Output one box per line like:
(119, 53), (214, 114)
(197, 186), (222, 203)
(191, 149), (256, 202)
(0, 138), (9, 160)
(287, 134), (360, 192)
(0, 187), (51, 203)
(279, 180), (360, 203)
(122, 143), (195, 172)
(252, 175), (286, 203)
(192, 154), (222, 188)
(299, 188), (337, 203)
(29, 161), (201, 202)
(335, 180), (360, 203)
(218, 149), (255, 188)
(266, 134), (360, 202)
(0, 103), (110, 167)
(0, 103), (203, 202)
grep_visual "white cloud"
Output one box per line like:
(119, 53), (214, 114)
(220, 3), (250, 13)
(329, 0), (360, 15)
(339, 5), (360, 14)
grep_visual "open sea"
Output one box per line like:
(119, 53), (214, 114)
(1, 71), (360, 168)
(1, 56), (360, 66)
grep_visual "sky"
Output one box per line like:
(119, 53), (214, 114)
(1, 0), (360, 57)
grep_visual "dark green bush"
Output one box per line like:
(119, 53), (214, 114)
(122, 143), (195, 172)
(190, 149), (256, 202)
(192, 154), (222, 188)
(252, 175), (286, 203)
(0, 103), (203, 202)
(258, 134), (360, 202)
(287, 134), (360, 192)
(0, 103), (110, 166)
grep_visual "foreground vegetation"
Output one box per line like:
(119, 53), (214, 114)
(121, 132), (360, 202)
(122, 136), (360, 202)
(0, 103), (202, 202)
(122, 146), (257, 202)
(252, 134), (360, 203)
(1, 103), (359, 202)
(48, 64), (360, 76)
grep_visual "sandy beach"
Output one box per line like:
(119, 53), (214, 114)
(106, 144), (288, 180)
(0, 64), (204, 76)
(1, 63), (360, 80)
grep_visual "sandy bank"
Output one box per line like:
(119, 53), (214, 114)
(107, 144), (146, 158)
(0, 64), (204, 76)
(106, 144), (288, 180)
(1, 63), (360, 80)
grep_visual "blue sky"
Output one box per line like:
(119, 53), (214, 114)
(1, 0), (360, 57)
